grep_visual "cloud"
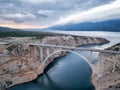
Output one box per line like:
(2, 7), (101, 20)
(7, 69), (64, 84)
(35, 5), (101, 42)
(19, 0), (56, 4)
(0, 13), (36, 23)
(57, 0), (120, 25)
(0, 0), (117, 28)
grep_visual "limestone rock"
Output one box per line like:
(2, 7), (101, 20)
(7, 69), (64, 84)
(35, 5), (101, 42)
(0, 36), (109, 90)
(93, 43), (120, 90)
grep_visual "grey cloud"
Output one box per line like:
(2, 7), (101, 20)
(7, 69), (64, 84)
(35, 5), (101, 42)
(0, 0), (115, 26)
(2, 17), (25, 23)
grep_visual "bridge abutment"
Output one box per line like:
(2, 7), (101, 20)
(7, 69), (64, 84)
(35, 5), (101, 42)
(30, 44), (120, 82)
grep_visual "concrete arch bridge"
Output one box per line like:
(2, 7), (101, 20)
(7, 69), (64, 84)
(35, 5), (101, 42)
(29, 43), (120, 78)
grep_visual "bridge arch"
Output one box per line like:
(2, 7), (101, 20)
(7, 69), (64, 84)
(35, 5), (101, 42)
(42, 49), (94, 72)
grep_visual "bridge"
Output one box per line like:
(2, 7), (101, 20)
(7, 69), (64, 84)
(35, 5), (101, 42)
(29, 43), (120, 78)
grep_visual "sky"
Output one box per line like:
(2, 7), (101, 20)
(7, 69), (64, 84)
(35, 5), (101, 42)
(0, 0), (120, 29)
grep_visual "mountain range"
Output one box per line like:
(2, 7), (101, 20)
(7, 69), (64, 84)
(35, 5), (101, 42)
(0, 19), (120, 32)
(49, 19), (120, 32)
(0, 26), (21, 32)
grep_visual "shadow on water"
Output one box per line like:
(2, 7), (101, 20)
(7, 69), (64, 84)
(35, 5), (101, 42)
(9, 50), (95, 90)
(43, 55), (95, 90)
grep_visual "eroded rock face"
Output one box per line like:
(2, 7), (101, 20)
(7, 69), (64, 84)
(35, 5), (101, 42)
(41, 36), (76, 47)
(93, 43), (120, 90)
(74, 36), (109, 46)
(0, 36), (109, 90)
(0, 43), (43, 90)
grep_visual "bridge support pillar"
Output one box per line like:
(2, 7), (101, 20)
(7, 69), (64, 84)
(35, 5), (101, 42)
(46, 48), (50, 56)
(80, 50), (82, 54)
(90, 51), (93, 63)
(40, 47), (43, 62)
(112, 55), (117, 72)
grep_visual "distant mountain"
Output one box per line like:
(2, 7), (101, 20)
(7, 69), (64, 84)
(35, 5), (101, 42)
(0, 26), (22, 32)
(49, 19), (120, 32)
(0, 26), (64, 38)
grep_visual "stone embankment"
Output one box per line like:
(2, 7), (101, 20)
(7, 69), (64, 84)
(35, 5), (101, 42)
(93, 43), (120, 90)
(0, 36), (109, 90)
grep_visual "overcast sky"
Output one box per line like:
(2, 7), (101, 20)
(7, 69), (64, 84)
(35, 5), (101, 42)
(0, 0), (120, 29)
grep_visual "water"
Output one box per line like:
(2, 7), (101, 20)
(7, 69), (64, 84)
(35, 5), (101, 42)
(9, 49), (94, 90)
(9, 31), (120, 90)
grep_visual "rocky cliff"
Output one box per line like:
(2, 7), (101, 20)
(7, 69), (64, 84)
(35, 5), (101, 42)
(0, 35), (109, 90)
(93, 43), (120, 90)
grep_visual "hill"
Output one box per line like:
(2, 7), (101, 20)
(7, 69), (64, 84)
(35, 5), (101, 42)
(0, 26), (49, 38)
(0, 26), (69, 38)
(49, 19), (120, 32)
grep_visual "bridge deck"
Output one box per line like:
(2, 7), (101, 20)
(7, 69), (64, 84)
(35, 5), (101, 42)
(29, 43), (120, 54)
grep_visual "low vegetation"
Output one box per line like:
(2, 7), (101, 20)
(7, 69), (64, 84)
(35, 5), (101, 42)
(0, 30), (52, 39)
(0, 27), (69, 39)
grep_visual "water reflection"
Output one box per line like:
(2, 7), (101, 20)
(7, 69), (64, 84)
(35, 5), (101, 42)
(9, 52), (95, 90)
(53, 31), (120, 38)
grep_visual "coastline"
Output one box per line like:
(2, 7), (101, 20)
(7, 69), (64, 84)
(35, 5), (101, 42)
(93, 43), (120, 90)
(0, 35), (109, 90)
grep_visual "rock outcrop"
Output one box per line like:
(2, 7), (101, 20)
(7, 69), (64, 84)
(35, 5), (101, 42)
(93, 43), (120, 90)
(0, 36), (109, 90)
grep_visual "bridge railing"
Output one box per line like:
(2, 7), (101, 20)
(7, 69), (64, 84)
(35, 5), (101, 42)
(29, 43), (120, 78)
(29, 43), (120, 54)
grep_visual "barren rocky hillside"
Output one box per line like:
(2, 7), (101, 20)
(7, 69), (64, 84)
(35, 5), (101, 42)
(0, 36), (109, 90)
(94, 43), (120, 90)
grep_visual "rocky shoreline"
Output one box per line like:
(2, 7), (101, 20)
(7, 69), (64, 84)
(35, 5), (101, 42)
(0, 35), (109, 90)
(93, 43), (120, 90)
